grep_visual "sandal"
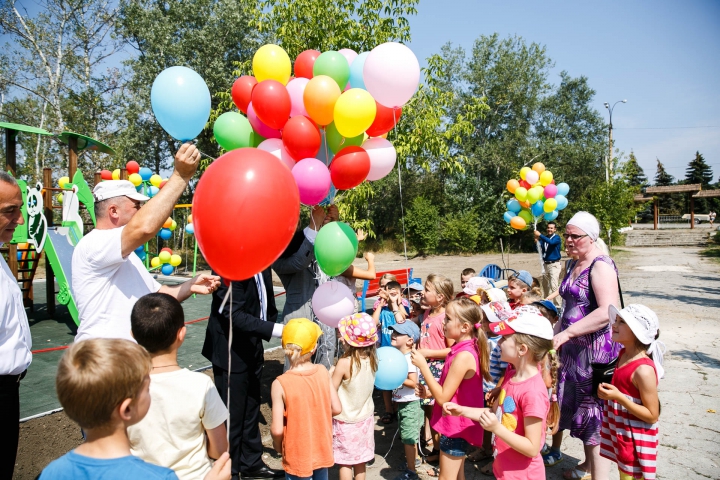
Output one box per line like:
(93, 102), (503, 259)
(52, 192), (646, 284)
(479, 460), (494, 476)
(381, 412), (396, 424)
(424, 466), (439, 477)
(562, 467), (591, 480)
(467, 448), (493, 462)
(542, 449), (563, 467)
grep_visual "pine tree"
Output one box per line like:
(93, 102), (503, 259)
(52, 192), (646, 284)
(623, 151), (648, 187)
(685, 151), (714, 212)
(654, 159), (676, 214)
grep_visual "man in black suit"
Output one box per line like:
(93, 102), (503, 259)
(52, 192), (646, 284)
(202, 267), (284, 479)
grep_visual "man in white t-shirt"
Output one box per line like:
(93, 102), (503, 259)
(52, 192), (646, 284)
(72, 143), (220, 342)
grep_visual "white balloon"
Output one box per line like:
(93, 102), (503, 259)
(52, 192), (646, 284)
(286, 78), (309, 118)
(257, 138), (295, 170)
(362, 137), (397, 181)
(363, 42), (420, 108)
(312, 280), (355, 328)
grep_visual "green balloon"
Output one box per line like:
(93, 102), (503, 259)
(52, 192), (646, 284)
(313, 51), (350, 90)
(527, 186), (543, 204)
(314, 221), (358, 276)
(213, 112), (253, 151)
(251, 131), (266, 148)
(518, 209), (533, 225)
(326, 122), (364, 153)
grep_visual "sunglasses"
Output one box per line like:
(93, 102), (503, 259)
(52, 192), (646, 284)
(562, 233), (589, 241)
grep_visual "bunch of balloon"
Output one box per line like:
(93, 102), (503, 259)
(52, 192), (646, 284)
(158, 216), (177, 241)
(503, 163), (570, 231)
(216, 42), (420, 206)
(99, 161), (168, 199)
(150, 247), (182, 275)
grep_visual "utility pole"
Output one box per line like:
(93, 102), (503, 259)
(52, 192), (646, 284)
(604, 99), (627, 183)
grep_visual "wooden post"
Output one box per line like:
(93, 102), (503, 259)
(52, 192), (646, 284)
(43, 167), (55, 317)
(94, 172), (102, 187)
(8, 244), (18, 278)
(5, 128), (17, 176)
(653, 198), (658, 230)
(69, 136), (78, 180)
(689, 193), (695, 230)
(120, 168), (128, 180)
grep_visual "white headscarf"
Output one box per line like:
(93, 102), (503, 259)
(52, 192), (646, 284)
(567, 211), (600, 241)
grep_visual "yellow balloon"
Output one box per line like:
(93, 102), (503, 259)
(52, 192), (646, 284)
(253, 44), (291, 85)
(544, 198), (558, 212)
(539, 170), (554, 186)
(58, 176), (70, 189)
(333, 89), (377, 138)
(303, 75), (341, 126)
(169, 219), (177, 231)
(128, 173), (142, 187)
(112, 169), (120, 180)
(150, 174), (162, 187)
(158, 251), (171, 263)
(187, 214), (193, 224)
(170, 254), (182, 267)
(150, 257), (161, 268)
(519, 166), (531, 180)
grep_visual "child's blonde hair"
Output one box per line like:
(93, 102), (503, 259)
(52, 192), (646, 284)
(379, 273), (397, 283)
(56, 338), (152, 429)
(521, 292), (542, 305)
(341, 344), (378, 378)
(446, 298), (491, 382)
(511, 333), (560, 433)
(284, 343), (313, 368)
(425, 273), (454, 307)
(508, 273), (541, 297)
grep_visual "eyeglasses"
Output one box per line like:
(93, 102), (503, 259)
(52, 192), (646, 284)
(562, 233), (589, 241)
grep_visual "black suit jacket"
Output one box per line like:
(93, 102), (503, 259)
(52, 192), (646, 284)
(202, 268), (278, 373)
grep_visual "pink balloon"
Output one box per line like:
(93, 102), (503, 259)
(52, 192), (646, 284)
(286, 78), (310, 118)
(247, 102), (281, 139)
(338, 48), (358, 66)
(257, 138), (295, 170)
(291, 158), (331, 205)
(362, 137), (396, 181)
(363, 42), (420, 108)
(524, 169), (539, 185)
(311, 280), (355, 328)
(544, 184), (558, 199)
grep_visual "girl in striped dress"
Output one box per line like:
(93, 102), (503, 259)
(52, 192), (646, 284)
(599, 304), (665, 480)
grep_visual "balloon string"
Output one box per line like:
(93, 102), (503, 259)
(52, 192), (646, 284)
(322, 128), (336, 203)
(391, 107), (411, 287)
(533, 219), (545, 275)
(219, 284), (233, 450)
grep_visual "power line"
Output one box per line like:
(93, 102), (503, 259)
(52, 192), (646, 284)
(615, 126), (720, 130)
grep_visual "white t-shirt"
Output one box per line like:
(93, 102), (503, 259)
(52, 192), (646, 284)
(72, 226), (161, 342)
(128, 369), (228, 480)
(0, 251), (32, 375)
(392, 352), (419, 403)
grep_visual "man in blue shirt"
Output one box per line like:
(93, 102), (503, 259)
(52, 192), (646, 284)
(534, 221), (562, 305)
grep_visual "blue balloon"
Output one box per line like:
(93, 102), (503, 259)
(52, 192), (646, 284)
(349, 52), (370, 90)
(544, 210), (559, 221)
(503, 211), (515, 223)
(17, 252), (22, 261)
(506, 199), (521, 213)
(147, 186), (160, 198)
(134, 245), (145, 255)
(374, 346), (408, 390)
(139, 252), (147, 261)
(139, 167), (153, 181)
(531, 200), (545, 217)
(319, 185), (337, 207)
(161, 264), (174, 275)
(151, 66), (211, 141)
(185, 223), (195, 234)
(159, 228), (172, 240)
(555, 195), (568, 210)
(556, 182), (570, 196)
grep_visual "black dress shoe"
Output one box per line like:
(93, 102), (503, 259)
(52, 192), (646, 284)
(241, 465), (285, 479)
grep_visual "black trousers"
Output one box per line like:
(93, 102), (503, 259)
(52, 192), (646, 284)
(213, 360), (265, 476)
(0, 375), (21, 479)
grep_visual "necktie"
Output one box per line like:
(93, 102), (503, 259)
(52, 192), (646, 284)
(255, 273), (267, 321)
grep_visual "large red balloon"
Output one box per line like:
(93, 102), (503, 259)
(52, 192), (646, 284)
(282, 115), (321, 161)
(193, 148), (300, 281)
(125, 160), (140, 174)
(231, 75), (257, 114)
(100, 169), (112, 180)
(365, 103), (402, 137)
(251, 80), (291, 130)
(330, 146), (370, 190)
(294, 50), (321, 79)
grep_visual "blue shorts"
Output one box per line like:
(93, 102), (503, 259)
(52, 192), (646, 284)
(286, 468), (328, 480)
(439, 435), (470, 457)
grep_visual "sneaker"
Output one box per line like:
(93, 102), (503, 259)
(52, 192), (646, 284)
(396, 458), (422, 471)
(540, 444), (550, 456)
(394, 469), (420, 480)
(542, 449), (563, 467)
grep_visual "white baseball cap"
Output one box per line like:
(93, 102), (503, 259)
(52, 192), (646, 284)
(489, 309), (554, 340)
(463, 276), (494, 296)
(93, 180), (149, 202)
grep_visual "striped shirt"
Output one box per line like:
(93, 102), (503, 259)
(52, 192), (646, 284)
(483, 336), (508, 393)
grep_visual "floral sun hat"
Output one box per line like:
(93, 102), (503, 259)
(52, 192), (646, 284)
(338, 312), (378, 347)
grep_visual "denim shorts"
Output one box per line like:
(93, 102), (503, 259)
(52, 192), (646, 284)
(439, 434), (470, 457)
(286, 468), (328, 480)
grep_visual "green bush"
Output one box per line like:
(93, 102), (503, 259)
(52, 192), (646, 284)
(405, 196), (440, 255)
(440, 211), (480, 253)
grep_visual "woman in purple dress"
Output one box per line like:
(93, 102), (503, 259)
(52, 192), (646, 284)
(555, 212), (620, 480)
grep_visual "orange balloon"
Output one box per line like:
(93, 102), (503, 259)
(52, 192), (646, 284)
(510, 216), (527, 230)
(303, 75), (341, 126)
(519, 200), (531, 209)
(506, 179), (519, 193)
(532, 162), (545, 174)
(163, 218), (173, 229)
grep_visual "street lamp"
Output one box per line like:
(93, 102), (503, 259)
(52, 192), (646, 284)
(604, 99), (627, 183)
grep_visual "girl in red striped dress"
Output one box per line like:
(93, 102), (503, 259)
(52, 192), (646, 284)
(598, 304), (665, 480)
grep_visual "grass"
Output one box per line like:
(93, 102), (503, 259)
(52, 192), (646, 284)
(699, 246), (720, 264)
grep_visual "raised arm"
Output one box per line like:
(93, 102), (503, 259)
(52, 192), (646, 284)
(412, 349), (475, 405)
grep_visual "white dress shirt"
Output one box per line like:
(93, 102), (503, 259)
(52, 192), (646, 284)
(0, 246), (32, 375)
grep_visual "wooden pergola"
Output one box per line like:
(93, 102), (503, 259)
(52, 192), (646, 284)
(642, 184), (702, 230)
(692, 190), (720, 199)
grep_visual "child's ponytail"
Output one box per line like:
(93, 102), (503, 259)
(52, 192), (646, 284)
(448, 298), (491, 381)
(546, 349), (561, 434)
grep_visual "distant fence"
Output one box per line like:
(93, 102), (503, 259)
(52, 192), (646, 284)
(659, 215), (684, 223)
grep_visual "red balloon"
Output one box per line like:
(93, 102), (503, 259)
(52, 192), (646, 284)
(193, 148), (300, 281)
(365, 103), (402, 137)
(519, 179), (531, 189)
(231, 75), (257, 114)
(100, 169), (112, 180)
(159, 179), (168, 189)
(125, 160), (140, 174)
(251, 80), (291, 130)
(330, 146), (371, 190)
(161, 247), (173, 254)
(282, 115), (321, 161)
(294, 50), (320, 79)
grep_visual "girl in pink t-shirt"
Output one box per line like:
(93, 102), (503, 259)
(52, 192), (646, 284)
(412, 297), (491, 479)
(443, 309), (559, 480)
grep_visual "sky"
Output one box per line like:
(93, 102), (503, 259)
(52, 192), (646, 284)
(406, 0), (720, 183)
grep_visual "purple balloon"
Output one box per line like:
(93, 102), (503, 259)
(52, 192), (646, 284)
(257, 138), (295, 170)
(247, 102), (281, 139)
(544, 184), (558, 199)
(311, 280), (355, 328)
(363, 42), (420, 108)
(338, 48), (358, 66)
(292, 158), (331, 205)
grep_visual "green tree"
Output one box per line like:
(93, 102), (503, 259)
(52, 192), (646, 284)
(654, 158), (676, 214)
(405, 196), (439, 255)
(622, 151), (648, 187)
(684, 151), (714, 212)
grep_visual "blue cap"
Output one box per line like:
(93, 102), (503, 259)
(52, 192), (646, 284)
(532, 300), (558, 317)
(515, 270), (534, 287)
(389, 321), (420, 343)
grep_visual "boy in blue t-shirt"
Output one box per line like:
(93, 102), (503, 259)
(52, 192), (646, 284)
(372, 280), (410, 423)
(39, 338), (231, 480)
